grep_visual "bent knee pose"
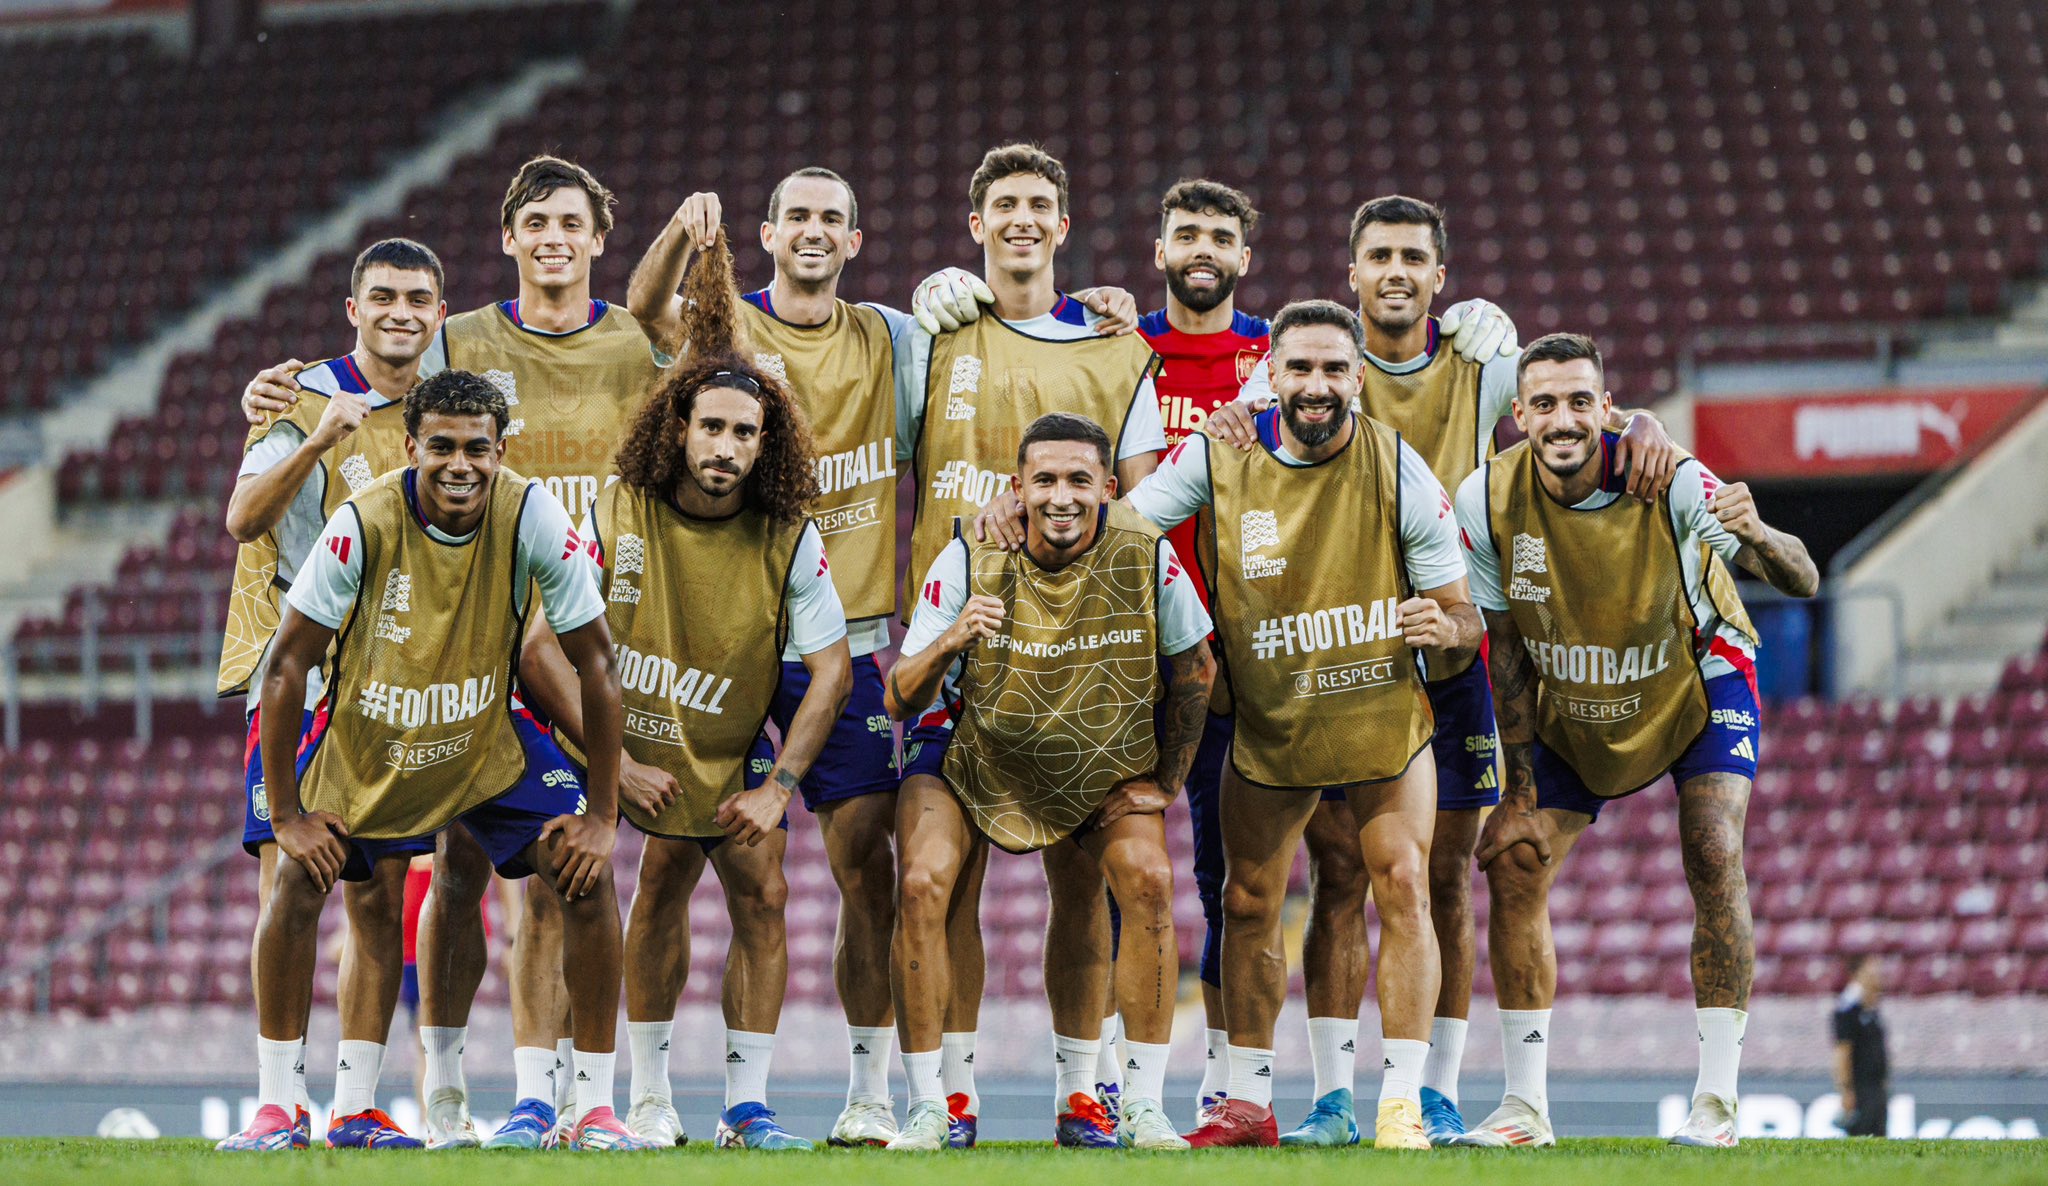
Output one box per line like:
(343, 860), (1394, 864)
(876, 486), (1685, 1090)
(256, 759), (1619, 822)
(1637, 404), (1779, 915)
(1455, 333), (1816, 1149)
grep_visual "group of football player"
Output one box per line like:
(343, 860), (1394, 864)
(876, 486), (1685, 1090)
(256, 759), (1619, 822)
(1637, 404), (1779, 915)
(213, 139), (1816, 1154)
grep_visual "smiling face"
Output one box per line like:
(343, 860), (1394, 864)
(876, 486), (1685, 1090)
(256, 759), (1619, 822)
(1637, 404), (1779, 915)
(762, 174), (860, 290)
(502, 186), (605, 294)
(1014, 437), (1112, 556)
(1349, 221), (1445, 338)
(1514, 358), (1612, 480)
(1268, 323), (1362, 449)
(969, 173), (1069, 280)
(681, 385), (764, 502)
(1157, 207), (1250, 314)
(406, 411), (504, 531)
(348, 264), (444, 366)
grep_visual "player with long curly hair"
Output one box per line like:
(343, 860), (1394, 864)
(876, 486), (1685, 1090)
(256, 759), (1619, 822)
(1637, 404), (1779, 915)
(531, 226), (851, 1149)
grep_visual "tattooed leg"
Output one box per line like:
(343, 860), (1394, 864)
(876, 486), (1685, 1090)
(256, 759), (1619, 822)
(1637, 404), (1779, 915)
(1677, 771), (1754, 1010)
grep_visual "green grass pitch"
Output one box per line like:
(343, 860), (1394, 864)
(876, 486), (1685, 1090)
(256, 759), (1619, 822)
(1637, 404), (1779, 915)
(3, 1138), (2042, 1186)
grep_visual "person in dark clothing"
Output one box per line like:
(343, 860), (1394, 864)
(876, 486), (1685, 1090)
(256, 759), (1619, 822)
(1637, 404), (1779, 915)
(1832, 954), (1889, 1137)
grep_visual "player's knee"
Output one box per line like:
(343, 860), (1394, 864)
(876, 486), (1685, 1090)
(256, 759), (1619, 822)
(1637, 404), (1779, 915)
(1116, 854), (1175, 919)
(899, 862), (951, 922)
(1681, 821), (1746, 888)
(1372, 850), (1431, 922)
(556, 867), (617, 917)
(268, 863), (326, 922)
(1221, 876), (1279, 926)
(1485, 847), (1549, 911)
(735, 873), (789, 922)
(432, 848), (489, 908)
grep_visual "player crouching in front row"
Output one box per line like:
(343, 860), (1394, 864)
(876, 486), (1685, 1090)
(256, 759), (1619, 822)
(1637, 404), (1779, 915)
(219, 370), (656, 1152)
(884, 413), (1216, 1150)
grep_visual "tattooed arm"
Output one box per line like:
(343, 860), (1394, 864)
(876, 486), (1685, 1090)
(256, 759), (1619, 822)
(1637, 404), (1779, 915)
(1709, 480), (1820, 597)
(1475, 608), (1556, 867)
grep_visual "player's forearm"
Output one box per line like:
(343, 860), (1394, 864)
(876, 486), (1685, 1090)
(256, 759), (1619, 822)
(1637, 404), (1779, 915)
(1739, 527), (1820, 598)
(1114, 452), (1158, 492)
(224, 444), (326, 542)
(575, 658), (623, 821)
(1485, 610), (1540, 748)
(625, 216), (694, 355)
(884, 646), (956, 721)
(774, 650), (853, 784)
(1832, 1045), (1855, 1100)
(1425, 600), (1483, 676)
(1153, 641), (1215, 795)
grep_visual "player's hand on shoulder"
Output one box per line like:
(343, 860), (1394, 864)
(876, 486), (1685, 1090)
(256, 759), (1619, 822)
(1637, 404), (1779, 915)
(912, 267), (994, 335)
(672, 191), (722, 252)
(1708, 480), (1767, 545)
(275, 810), (349, 894)
(944, 594), (1006, 651)
(1204, 398), (1267, 452)
(1438, 299), (1518, 362)
(972, 489), (1027, 551)
(1095, 775), (1171, 827)
(1616, 411), (1680, 502)
(619, 755), (681, 817)
(308, 390), (369, 450)
(539, 812), (616, 900)
(1397, 595), (1456, 650)
(1073, 285), (1139, 336)
(242, 360), (305, 426)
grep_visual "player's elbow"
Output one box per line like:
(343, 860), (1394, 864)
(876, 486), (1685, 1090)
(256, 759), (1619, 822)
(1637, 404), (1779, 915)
(224, 501), (265, 544)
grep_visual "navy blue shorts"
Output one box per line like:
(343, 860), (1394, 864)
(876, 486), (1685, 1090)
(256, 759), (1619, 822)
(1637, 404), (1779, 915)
(899, 709), (955, 782)
(1315, 658), (1499, 808)
(295, 709), (589, 882)
(1534, 670), (1761, 821)
(771, 653), (898, 811)
(243, 708), (318, 855)
(623, 731), (788, 852)
(1180, 711), (1235, 987)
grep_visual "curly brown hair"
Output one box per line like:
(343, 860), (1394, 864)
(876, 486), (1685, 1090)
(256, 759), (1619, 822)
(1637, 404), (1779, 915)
(616, 228), (819, 524)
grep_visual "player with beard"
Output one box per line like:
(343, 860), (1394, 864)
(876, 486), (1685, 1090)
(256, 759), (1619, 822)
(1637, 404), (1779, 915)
(240, 157), (670, 1149)
(623, 171), (919, 1147)
(1454, 334), (1815, 1149)
(1119, 300), (1479, 1149)
(216, 239), (445, 1149)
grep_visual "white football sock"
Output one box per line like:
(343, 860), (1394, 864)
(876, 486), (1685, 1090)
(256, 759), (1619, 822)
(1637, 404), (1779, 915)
(941, 1031), (979, 1113)
(848, 1025), (893, 1105)
(627, 1020), (674, 1105)
(420, 1026), (466, 1103)
(1378, 1037), (1428, 1107)
(512, 1046), (557, 1107)
(725, 1028), (775, 1109)
(902, 1048), (945, 1108)
(1052, 1033), (1098, 1103)
(1095, 1015), (1121, 1088)
(572, 1048), (614, 1119)
(553, 1038), (575, 1115)
(1306, 1015), (1359, 1098)
(1423, 1016), (1469, 1105)
(1693, 1007), (1747, 1103)
(1198, 1027), (1229, 1105)
(1226, 1044), (1277, 1109)
(257, 1035), (299, 1112)
(1499, 1008), (1552, 1115)
(1120, 1038), (1171, 1108)
(333, 1040), (385, 1116)
(293, 1039), (310, 1114)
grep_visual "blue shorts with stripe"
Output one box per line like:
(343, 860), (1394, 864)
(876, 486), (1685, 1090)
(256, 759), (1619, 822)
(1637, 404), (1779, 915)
(771, 652), (898, 811)
(622, 730), (789, 853)
(899, 710), (955, 782)
(1316, 656), (1501, 809)
(1534, 670), (1761, 821)
(242, 708), (317, 855)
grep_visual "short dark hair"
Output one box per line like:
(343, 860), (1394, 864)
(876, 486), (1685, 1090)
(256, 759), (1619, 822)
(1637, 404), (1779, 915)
(970, 143), (1069, 217)
(1017, 412), (1111, 472)
(351, 238), (444, 300)
(1159, 178), (1260, 241)
(1517, 332), (1604, 387)
(767, 166), (858, 231)
(1270, 299), (1365, 358)
(1347, 194), (1448, 265)
(405, 369), (508, 439)
(500, 155), (615, 235)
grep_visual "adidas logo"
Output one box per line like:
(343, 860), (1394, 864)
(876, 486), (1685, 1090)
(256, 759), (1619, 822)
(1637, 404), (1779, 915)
(1729, 737), (1755, 761)
(1476, 767), (1498, 790)
(659, 1041), (671, 1052)
(1254, 1064), (1272, 1078)
(1126, 1058), (1139, 1070)
(576, 1070), (590, 1082)
(964, 1053), (974, 1064)
(1207, 1048), (1217, 1060)
(1383, 1058), (1394, 1070)
(1523, 1031), (1546, 1044)
(726, 1051), (746, 1063)
(1341, 1040), (1355, 1053)
(337, 1060), (352, 1071)
(852, 1043), (870, 1055)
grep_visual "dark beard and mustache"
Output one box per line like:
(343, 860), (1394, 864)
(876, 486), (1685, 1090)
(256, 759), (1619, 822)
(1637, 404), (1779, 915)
(1537, 430), (1594, 478)
(1166, 261), (1239, 314)
(1282, 397), (1346, 447)
(688, 458), (745, 497)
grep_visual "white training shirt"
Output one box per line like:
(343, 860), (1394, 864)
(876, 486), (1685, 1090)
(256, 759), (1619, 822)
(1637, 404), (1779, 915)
(898, 530), (1214, 718)
(1124, 423), (1469, 593)
(1453, 452), (1757, 679)
(892, 298), (1169, 467)
(287, 474), (606, 639)
(579, 510), (848, 659)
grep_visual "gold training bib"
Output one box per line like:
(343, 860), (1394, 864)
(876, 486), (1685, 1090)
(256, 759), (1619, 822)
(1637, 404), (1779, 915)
(741, 299), (898, 623)
(1484, 441), (1715, 797)
(299, 468), (532, 839)
(908, 314), (1157, 622)
(1202, 416), (1434, 789)
(1359, 339), (1491, 493)
(944, 504), (1163, 853)
(592, 481), (802, 838)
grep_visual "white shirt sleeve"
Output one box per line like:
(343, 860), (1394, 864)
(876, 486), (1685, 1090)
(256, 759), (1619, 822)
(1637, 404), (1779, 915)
(284, 506), (365, 630)
(1117, 371), (1168, 458)
(516, 484), (607, 635)
(784, 522), (850, 656)
(238, 420), (305, 478)
(1669, 459), (1745, 564)
(897, 538), (971, 715)
(1156, 536), (1213, 655)
(1453, 467), (1508, 612)
(1236, 358), (1275, 404)
(1398, 440), (1467, 591)
(417, 328), (448, 379)
(893, 320), (934, 466)
(1124, 436), (1213, 532)
(1477, 351), (1519, 463)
